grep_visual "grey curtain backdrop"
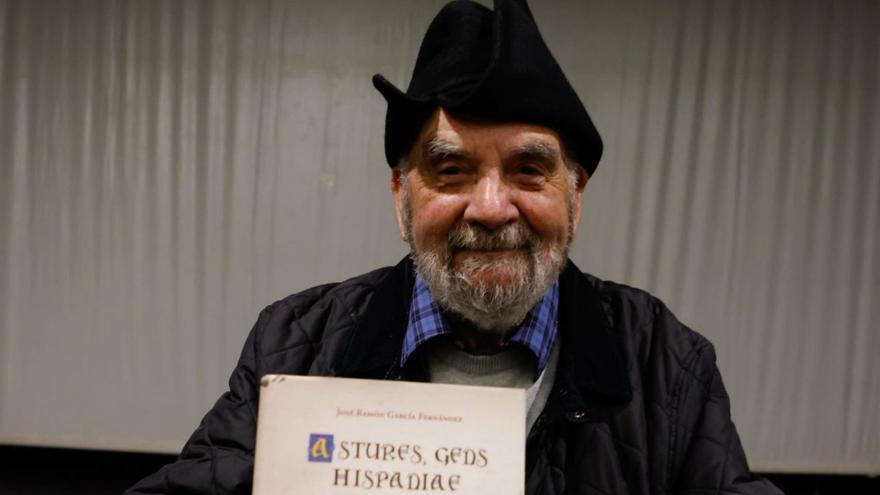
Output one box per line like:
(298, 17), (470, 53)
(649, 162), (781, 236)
(0, 0), (877, 474)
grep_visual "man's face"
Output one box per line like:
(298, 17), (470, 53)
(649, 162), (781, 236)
(392, 109), (588, 335)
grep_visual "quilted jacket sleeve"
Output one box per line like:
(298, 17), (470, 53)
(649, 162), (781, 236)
(124, 306), (270, 495)
(672, 342), (783, 494)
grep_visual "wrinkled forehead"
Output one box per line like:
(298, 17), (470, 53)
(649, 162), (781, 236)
(409, 108), (569, 165)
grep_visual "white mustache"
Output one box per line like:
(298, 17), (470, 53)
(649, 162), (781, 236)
(446, 222), (539, 252)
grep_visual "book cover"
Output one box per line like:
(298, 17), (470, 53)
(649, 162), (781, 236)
(253, 375), (526, 494)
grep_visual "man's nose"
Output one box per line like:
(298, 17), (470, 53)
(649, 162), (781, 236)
(462, 173), (519, 229)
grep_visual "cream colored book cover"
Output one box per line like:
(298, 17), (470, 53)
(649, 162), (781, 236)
(253, 375), (526, 495)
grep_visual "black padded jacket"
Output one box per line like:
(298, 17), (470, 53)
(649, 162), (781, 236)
(126, 257), (782, 495)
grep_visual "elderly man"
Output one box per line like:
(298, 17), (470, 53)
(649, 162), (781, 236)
(128, 1), (780, 494)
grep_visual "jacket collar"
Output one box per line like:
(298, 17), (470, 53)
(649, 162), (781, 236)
(333, 257), (633, 413)
(333, 256), (416, 378)
(555, 260), (633, 413)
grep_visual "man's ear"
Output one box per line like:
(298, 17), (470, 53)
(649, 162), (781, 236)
(391, 168), (408, 241)
(575, 166), (589, 193)
(570, 167), (589, 238)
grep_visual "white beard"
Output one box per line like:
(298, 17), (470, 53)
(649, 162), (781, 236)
(409, 220), (568, 334)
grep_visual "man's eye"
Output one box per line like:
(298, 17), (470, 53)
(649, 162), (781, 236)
(518, 165), (543, 176)
(438, 165), (462, 176)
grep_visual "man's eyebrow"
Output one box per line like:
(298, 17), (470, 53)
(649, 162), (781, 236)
(508, 141), (561, 163)
(422, 137), (470, 161)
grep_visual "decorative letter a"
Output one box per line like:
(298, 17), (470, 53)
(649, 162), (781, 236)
(308, 434), (334, 462)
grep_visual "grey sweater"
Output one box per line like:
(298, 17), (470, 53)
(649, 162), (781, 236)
(424, 337), (560, 433)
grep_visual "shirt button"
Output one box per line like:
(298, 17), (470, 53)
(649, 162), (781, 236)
(572, 411), (586, 420)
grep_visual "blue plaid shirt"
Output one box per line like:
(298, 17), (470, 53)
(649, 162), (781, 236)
(401, 275), (559, 375)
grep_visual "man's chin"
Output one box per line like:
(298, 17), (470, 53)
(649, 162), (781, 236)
(451, 254), (531, 288)
(457, 268), (524, 289)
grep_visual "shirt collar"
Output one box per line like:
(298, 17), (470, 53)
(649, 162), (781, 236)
(401, 274), (559, 375)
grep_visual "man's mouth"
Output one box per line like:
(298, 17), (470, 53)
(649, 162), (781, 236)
(454, 247), (522, 254)
(450, 247), (529, 262)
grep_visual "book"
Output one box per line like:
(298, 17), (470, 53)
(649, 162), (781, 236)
(253, 375), (526, 494)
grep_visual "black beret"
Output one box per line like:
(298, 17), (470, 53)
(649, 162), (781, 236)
(373, 0), (603, 175)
